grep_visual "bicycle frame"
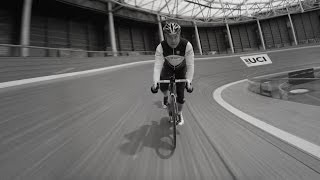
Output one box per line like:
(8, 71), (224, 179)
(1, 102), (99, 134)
(169, 76), (178, 148)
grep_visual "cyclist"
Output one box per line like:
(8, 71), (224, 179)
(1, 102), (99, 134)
(151, 22), (194, 125)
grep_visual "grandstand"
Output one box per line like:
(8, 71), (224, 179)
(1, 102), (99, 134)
(1, 0), (320, 57)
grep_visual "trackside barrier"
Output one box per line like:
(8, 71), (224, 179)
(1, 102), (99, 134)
(248, 67), (320, 101)
(0, 44), (155, 57)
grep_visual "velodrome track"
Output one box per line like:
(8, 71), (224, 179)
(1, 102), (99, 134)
(1, 46), (320, 179)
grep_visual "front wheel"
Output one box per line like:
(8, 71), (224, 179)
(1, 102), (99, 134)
(171, 96), (178, 149)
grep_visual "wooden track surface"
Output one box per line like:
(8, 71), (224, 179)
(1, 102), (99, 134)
(1, 46), (320, 179)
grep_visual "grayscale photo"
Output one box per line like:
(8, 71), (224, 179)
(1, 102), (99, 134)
(0, 0), (320, 179)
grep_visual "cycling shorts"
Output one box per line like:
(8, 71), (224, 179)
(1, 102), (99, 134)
(160, 61), (187, 104)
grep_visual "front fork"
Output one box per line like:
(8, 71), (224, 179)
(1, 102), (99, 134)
(168, 93), (178, 123)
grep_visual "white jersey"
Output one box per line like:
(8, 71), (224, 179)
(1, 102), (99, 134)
(153, 39), (194, 84)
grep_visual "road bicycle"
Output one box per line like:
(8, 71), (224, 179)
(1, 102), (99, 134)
(151, 75), (193, 149)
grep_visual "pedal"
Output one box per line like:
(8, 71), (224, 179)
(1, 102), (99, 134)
(175, 117), (181, 125)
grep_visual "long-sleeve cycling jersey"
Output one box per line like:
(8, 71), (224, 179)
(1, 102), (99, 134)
(153, 38), (194, 84)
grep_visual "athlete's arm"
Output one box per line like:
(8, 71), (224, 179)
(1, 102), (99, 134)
(185, 42), (194, 83)
(153, 44), (164, 86)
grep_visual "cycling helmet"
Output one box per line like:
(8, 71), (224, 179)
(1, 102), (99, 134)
(163, 22), (181, 35)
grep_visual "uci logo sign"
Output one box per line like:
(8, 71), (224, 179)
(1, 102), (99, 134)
(240, 54), (272, 67)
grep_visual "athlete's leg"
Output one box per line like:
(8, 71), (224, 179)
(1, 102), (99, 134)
(175, 68), (186, 125)
(176, 83), (186, 114)
(176, 65), (187, 114)
(174, 65), (187, 125)
(160, 65), (172, 108)
(162, 89), (169, 97)
(161, 90), (169, 108)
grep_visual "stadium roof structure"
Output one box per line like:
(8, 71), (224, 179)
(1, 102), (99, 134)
(103, 0), (320, 23)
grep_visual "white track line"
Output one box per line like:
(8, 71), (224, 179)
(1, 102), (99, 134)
(1, 44), (320, 89)
(213, 79), (320, 159)
(0, 60), (153, 89)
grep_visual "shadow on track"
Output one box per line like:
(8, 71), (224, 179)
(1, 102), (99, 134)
(119, 117), (179, 159)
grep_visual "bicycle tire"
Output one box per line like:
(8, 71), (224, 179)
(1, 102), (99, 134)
(171, 94), (177, 149)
